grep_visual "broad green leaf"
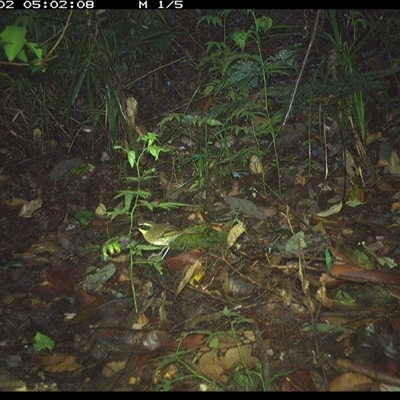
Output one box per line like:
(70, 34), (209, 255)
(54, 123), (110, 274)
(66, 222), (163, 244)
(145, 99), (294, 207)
(33, 332), (55, 352)
(341, 248), (372, 269)
(25, 42), (43, 59)
(148, 144), (167, 160)
(209, 336), (219, 349)
(0, 26), (27, 62)
(127, 150), (136, 168)
(335, 289), (356, 305)
(16, 49), (27, 62)
(231, 30), (248, 51)
(205, 118), (223, 126)
(255, 16), (273, 33)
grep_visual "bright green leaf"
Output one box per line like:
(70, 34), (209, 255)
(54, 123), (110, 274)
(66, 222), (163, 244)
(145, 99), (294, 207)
(33, 332), (55, 352)
(325, 248), (332, 273)
(127, 150), (136, 168)
(231, 30), (248, 51)
(26, 42), (43, 59)
(0, 26), (27, 62)
(208, 336), (219, 349)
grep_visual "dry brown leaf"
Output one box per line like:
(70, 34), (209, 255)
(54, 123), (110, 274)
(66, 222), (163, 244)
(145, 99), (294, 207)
(281, 277), (293, 307)
(392, 202), (400, 211)
(102, 361), (127, 378)
(374, 178), (395, 191)
(226, 222), (245, 249)
(176, 259), (204, 295)
(249, 154), (262, 174)
(315, 286), (335, 308)
(366, 131), (382, 145)
(165, 250), (206, 270)
(95, 202), (107, 216)
(388, 150), (400, 174)
(344, 149), (359, 182)
(197, 334), (259, 384)
(126, 96), (139, 136)
(40, 353), (82, 373)
(329, 372), (373, 391)
(281, 369), (316, 391)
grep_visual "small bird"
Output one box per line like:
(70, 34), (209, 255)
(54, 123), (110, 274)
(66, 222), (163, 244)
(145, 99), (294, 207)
(137, 221), (199, 249)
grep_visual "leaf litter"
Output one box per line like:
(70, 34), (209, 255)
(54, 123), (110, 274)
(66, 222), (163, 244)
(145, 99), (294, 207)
(2, 9), (400, 392)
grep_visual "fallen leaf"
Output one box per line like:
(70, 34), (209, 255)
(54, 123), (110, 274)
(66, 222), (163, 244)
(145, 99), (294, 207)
(316, 286), (335, 308)
(249, 154), (262, 174)
(344, 149), (359, 182)
(102, 361), (127, 378)
(223, 196), (265, 220)
(40, 353), (82, 373)
(95, 202), (107, 216)
(85, 263), (116, 291)
(165, 250), (207, 270)
(226, 222), (245, 249)
(282, 369), (316, 391)
(285, 231), (307, 255)
(315, 201), (343, 217)
(197, 333), (259, 384)
(388, 150), (400, 174)
(366, 131), (382, 145)
(176, 259), (205, 295)
(329, 372), (373, 391)
(18, 198), (42, 218)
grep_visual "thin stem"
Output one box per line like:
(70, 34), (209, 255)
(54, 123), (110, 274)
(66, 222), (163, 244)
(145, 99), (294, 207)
(283, 9), (321, 126)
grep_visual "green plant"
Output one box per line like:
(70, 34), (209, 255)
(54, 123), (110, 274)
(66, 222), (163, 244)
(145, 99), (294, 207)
(1, 10), (181, 156)
(163, 10), (300, 195)
(105, 132), (191, 309)
(324, 10), (382, 147)
(152, 306), (276, 391)
(221, 306), (271, 391)
(155, 348), (222, 391)
(0, 25), (44, 68)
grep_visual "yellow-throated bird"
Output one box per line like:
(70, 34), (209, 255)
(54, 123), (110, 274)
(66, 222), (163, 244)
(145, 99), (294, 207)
(137, 221), (198, 253)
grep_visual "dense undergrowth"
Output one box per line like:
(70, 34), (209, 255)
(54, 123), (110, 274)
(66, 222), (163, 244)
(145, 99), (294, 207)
(2, 9), (400, 188)
(2, 9), (400, 391)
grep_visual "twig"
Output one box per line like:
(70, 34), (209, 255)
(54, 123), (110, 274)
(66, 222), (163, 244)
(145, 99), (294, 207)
(283, 10), (321, 126)
(45, 11), (74, 60)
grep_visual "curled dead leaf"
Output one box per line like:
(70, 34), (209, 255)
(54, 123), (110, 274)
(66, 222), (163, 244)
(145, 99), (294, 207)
(226, 222), (245, 249)
(249, 154), (262, 174)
